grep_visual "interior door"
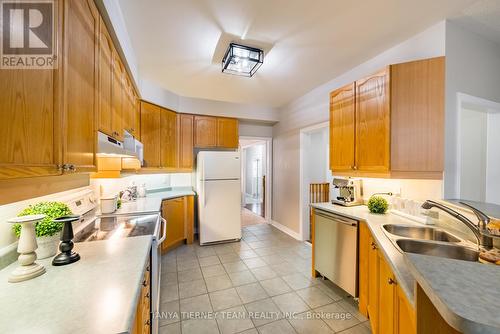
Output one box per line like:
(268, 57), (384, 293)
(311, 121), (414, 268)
(330, 83), (355, 171)
(355, 69), (390, 172)
(200, 179), (241, 244)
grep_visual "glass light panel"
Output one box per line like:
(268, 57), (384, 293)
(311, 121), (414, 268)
(222, 43), (263, 77)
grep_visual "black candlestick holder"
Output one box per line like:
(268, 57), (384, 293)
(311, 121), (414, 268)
(52, 215), (81, 266)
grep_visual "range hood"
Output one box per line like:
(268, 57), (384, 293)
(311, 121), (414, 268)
(97, 131), (138, 158)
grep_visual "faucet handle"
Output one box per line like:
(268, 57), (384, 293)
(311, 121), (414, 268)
(458, 202), (490, 229)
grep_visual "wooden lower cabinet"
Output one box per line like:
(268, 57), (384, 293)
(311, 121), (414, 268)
(161, 196), (194, 253)
(132, 258), (151, 334)
(359, 222), (415, 334)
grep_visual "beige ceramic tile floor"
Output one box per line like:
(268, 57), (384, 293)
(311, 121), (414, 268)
(159, 224), (371, 334)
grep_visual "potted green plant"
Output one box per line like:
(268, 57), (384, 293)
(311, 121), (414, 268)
(367, 196), (389, 214)
(12, 202), (73, 259)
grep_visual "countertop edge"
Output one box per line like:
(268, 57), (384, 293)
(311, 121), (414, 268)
(125, 236), (153, 334)
(404, 255), (499, 334)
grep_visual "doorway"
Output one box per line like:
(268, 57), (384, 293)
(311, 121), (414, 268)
(299, 122), (332, 242)
(240, 137), (272, 226)
(456, 93), (500, 204)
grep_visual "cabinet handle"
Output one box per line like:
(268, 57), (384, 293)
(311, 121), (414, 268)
(142, 279), (147, 287)
(145, 292), (150, 299)
(145, 319), (151, 326)
(353, 165), (358, 170)
(370, 241), (377, 250)
(388, 278), (396, 285)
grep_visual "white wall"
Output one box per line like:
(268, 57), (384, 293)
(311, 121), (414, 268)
(239, 122), (274, 138)
(301, 126), (330, 239)
(459, 108), (488, 202)
(273, 21), (447, 234)
(486, 112), (500, 204)
(444, 21), (500, 199)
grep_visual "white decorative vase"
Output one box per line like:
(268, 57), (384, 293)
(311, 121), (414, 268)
(36, 233), (60, 259)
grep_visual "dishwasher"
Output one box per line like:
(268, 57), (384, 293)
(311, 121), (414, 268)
(313, 208), (358, 297)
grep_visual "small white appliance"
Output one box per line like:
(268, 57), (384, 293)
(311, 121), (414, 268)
(196, 151), (242, 245)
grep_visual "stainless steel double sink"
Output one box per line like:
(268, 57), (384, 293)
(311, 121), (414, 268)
(382, 224), (479, 262)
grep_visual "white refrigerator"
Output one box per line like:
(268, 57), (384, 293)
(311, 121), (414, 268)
(196, 151), (242, 245)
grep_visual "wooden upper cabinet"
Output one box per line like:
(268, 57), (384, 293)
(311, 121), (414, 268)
(330, 83), (356, 171)
(0, 6), (62, 179)
(160, 108), (178, 168)
(179, 114), (194, 169)
(111, 52), (123, 141)
(194, 116), (217, 148)
(140, 102), (161, 167)
(355, 69), (391, 172)
(390, 57), (444, 176)
(62, 0), (98, 171)
(217, 118), (239, 148)
(98, 17), (113, 137)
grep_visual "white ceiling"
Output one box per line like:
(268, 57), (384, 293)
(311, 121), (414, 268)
(118, 0), (481, 108)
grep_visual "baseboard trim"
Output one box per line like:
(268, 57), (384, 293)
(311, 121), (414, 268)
(270, 220), (302, 241)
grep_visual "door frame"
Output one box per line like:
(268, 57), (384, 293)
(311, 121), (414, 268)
(299, 121), (330, 241)
(240, 136), (273, 222)
(454, 92), (500, 200)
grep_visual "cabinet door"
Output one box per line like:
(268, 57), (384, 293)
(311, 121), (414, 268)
(217, 118), (239, 148)
(62, 0), (98, 171)
(391, 57), (444, 176)
(0, 20), (62, 179)
(330, 83), (355, 171)
(161, 197), (185, 252)
(396, 285), (415, 334)
(358, 222), (370, 317)
(378, 251), (396, 334)
(111, 52), (123, 141)
(368, 236), (379, 334)
(355, 69), (390, 172)
(179, 114), (194, 169)
(160, 108), (178, 168)
(98, 18), (113, 137)
(122, 76), (136, 136)
(194, 116), (217, 148)
(140, 101), (161, 167)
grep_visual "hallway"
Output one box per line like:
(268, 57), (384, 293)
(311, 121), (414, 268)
(158, 224), (371, 334)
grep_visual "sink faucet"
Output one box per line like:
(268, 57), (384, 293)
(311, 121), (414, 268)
(421, 200), (493, 249)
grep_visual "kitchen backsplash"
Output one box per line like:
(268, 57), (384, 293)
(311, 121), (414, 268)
(357, 178), (443, 200)
(90, 173), (193, 197)
(0, 186), (91, 250)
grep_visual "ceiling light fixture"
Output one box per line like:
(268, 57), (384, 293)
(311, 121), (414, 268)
(222, 43), (263, 77)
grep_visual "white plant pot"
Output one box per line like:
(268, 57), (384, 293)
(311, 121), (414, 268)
(36, 233), (60, 259)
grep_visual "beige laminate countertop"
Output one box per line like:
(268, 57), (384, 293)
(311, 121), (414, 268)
(310, 203), (500, 334)
(0, 235), (152, 334)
